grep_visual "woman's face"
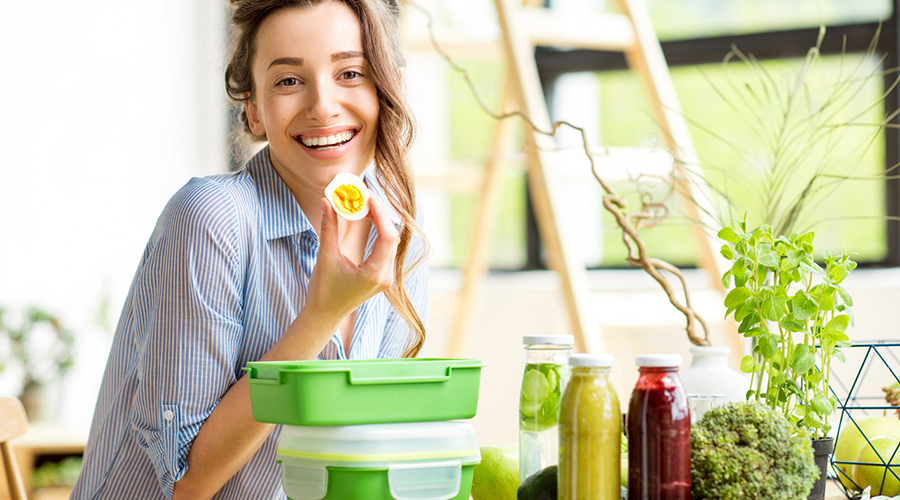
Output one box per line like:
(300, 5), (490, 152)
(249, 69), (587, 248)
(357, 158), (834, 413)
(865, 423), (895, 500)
(246, 2), (380, 197)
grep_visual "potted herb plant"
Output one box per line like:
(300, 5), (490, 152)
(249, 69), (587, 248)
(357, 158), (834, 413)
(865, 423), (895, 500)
(718, 218), (856, 499)
(0, 305), (75, 421)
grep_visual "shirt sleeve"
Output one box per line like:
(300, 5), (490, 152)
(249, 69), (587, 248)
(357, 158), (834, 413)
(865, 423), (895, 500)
(126, 178), (245, 497)
(380, 207), (430, 358)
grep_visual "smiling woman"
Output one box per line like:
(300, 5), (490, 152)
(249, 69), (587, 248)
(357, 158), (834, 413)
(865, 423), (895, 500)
(68, 1), (429, 500)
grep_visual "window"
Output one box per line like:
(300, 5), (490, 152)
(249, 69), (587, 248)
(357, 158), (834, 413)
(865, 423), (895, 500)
(533, 0), (898, 268)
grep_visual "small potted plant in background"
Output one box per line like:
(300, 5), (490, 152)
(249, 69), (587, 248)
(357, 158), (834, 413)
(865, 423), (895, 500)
(718, 218), (856, 500)
(0, 305), (75, 421)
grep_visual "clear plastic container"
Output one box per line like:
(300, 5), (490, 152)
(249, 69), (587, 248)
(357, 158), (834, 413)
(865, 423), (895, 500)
(559, 354), (620, 500)
(518, 335), (573, 483)
(276, 421), (481, 500)
(627, 354), (691, 500)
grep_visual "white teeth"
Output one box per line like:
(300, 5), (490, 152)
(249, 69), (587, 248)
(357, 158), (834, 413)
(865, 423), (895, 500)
(301, 131), (355, 148)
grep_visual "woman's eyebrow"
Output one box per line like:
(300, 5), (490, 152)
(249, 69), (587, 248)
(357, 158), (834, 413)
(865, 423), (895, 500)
(268, 56), (304, 70)
(331, 51), (365, 62)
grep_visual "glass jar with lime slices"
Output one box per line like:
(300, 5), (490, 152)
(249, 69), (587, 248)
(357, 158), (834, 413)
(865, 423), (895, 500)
(519, 335), (573, 483)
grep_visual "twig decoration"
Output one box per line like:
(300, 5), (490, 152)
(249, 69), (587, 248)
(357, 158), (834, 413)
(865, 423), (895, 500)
(408, 2), (710, 345)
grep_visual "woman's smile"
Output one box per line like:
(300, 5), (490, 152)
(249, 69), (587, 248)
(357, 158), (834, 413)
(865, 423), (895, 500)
(294, 126), (361, 160)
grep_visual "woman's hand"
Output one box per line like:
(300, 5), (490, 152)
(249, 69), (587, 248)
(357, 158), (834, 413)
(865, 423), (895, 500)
(304, 194), (399, 323)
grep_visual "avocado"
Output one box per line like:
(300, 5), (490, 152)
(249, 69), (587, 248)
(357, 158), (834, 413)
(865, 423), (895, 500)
(517, 465), (557, 500)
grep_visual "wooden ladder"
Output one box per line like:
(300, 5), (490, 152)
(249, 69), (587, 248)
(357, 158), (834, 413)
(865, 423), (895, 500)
(445, 0), (733, 356)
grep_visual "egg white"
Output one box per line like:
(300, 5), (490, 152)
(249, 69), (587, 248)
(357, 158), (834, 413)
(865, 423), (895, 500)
(325, 172), (370, 221)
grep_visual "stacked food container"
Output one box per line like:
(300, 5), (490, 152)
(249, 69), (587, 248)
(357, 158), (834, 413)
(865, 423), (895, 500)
(245, 358), (484, 500)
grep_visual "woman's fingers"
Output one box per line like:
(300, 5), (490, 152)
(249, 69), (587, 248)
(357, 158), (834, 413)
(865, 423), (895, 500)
(318, 198), (341, 257)
(361, 195), (399, 285)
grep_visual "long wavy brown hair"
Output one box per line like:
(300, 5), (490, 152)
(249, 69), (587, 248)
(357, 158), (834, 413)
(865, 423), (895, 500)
(225, 0), (428, 357)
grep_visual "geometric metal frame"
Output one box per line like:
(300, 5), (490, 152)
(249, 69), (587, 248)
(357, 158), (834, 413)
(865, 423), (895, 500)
(828, 341), (900, 498)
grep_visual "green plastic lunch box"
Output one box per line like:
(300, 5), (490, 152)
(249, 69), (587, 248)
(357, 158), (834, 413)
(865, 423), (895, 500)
(245, 358), (483, 426)
(276, 421), (481, 500)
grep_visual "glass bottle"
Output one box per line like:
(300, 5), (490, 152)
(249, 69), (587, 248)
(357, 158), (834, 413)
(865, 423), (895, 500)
(519, 335), (573, 483)
(559, 354), (620, 500)
(627, 354), (691, 500)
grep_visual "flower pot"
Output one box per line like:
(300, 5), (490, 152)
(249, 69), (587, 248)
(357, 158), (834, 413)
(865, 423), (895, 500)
(680, 346), (749, 404)
(808, 437), (834, 500)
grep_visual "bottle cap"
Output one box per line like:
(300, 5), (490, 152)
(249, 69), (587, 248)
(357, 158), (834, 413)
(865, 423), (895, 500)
(636, 354), (682, 368)
(569, 353), (614, 368)
(522, 335), (575, 346)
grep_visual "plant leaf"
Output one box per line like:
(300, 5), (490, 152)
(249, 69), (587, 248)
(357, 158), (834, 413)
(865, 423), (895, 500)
(757, 244), (779, 267)
(834, 284), (854, 307)
(744, 327), (767, 338)
(718, 227), (741, 243)
(720, 244), (734, 260)
(811, 393), (833, 415)
(824, 314), (850, 333)
(759, 335), (779, 359)
(791, 345), (816, 374)
(791, 291), (818, 320)
(738, 312), (760, 334)
(740, 355), (756, 373)
(780, 319), (806, 332)
(761, 294), (788, 322)
(821, 329), (850, 342)
(725, 287), (753, 309)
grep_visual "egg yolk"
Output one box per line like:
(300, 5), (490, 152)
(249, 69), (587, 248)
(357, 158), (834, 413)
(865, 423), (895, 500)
(332, 184), (365, 215)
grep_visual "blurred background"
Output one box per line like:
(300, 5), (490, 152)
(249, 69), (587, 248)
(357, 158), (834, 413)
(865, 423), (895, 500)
(2, 0), (900, 497)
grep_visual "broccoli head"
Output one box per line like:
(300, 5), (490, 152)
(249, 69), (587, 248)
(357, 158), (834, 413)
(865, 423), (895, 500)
(691, 401), (819, 500)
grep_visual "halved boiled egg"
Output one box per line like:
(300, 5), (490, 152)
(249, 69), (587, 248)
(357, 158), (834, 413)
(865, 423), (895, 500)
(325, 172), (370, 221)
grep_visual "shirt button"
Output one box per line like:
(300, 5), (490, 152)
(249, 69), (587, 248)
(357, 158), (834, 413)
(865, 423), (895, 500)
(163, 410), (175, 421)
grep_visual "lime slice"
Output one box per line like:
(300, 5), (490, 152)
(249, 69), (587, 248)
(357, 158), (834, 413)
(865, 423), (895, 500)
(521, 368), (551, 402)
(546, 366), (559, 391)
(520, 399), (542, 418)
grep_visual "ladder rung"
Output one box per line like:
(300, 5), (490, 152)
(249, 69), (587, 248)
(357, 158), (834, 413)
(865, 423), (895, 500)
(415, 158), (525, 192)
(518, 8), (635, 51)
(402, 32), (503, 60)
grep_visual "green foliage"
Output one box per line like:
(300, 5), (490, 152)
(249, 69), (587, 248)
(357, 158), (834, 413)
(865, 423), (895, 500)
(31, 456), (82, 489)
(719, 222), (855, 439)
(0, 305), (75, 391)
(691, 401), (819, 500)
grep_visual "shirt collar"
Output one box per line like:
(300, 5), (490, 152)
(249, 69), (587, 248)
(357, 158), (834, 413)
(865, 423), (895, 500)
(247, 146), (403, 240)
(247, 146), (314, 240)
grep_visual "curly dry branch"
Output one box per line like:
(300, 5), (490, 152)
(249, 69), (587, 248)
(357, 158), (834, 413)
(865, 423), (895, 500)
(408, 2), (710, 345)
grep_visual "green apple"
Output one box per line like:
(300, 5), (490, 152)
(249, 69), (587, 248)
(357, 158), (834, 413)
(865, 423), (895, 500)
(471, 445), (519, 500)
(834, 416), (900, 490)
(620, 453), (628, 487)
(852, 435), (900, 497)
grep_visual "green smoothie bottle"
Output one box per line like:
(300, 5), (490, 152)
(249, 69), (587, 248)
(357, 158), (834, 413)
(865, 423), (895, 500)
(559, 353), (620, 500)
(519, 335), (573, 484)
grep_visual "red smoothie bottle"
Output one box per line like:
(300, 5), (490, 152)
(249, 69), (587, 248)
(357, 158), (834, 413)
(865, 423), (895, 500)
(627, 354), (691, 500)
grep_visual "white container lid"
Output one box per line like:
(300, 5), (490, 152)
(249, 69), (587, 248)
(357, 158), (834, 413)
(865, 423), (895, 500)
(522, 335), (575, 346)
(636, 354), (682, 368)
(569, 353), (614, 367)
(276, 421), (481, 468)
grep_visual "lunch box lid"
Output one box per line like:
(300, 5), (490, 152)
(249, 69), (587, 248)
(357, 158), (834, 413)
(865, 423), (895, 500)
(276, 421), (481, 468)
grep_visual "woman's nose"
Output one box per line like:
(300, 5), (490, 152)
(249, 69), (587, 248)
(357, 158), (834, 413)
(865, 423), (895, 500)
(306, 81), (339, 123)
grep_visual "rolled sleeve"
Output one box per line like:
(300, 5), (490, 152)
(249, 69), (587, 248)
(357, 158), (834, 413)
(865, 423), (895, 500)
(128, 178), (246, 496)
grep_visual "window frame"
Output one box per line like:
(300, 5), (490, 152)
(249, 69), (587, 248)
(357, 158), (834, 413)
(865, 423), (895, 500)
(526, 6), (900, 269)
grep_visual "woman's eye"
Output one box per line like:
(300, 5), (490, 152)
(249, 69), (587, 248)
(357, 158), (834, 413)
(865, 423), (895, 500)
(341, 71), (363, 80)
(276, 77), (299, 87)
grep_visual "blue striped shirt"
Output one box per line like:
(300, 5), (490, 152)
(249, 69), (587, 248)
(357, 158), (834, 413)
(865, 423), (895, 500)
(71, 147), (429, 500)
